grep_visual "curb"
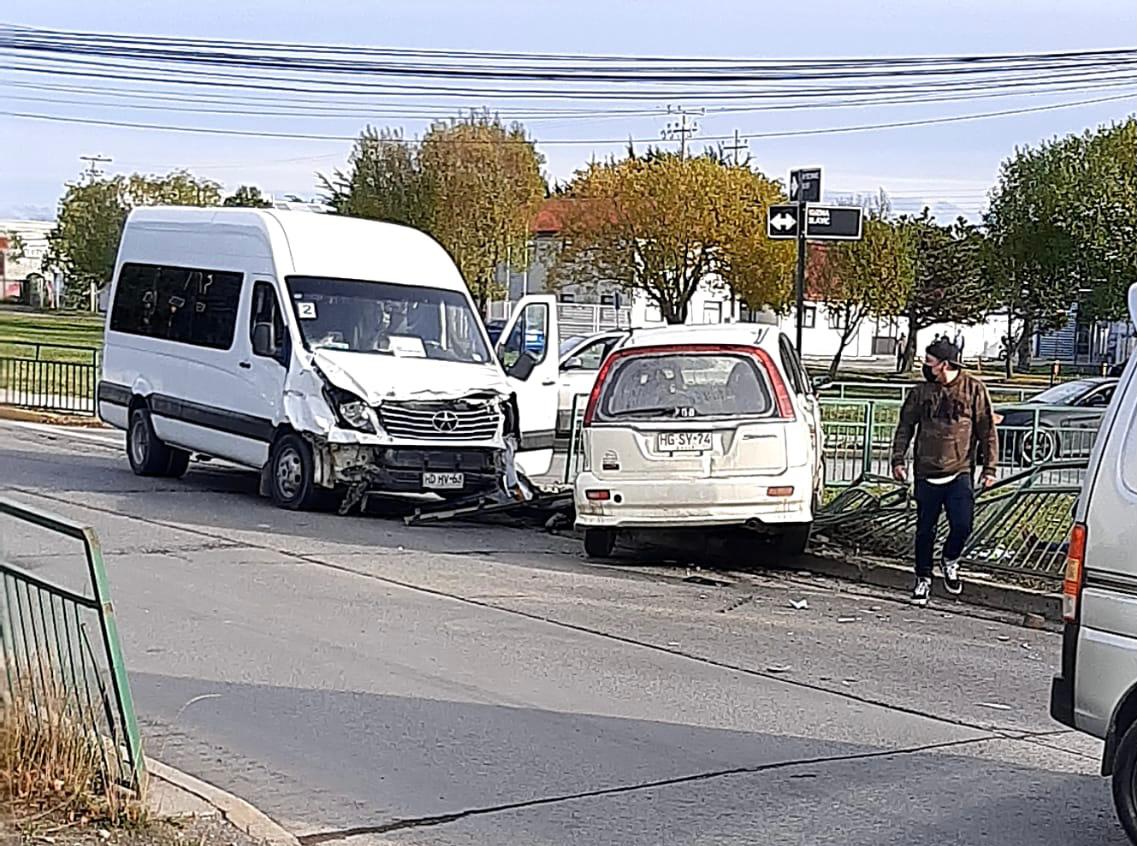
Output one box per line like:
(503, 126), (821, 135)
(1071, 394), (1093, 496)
(146, 758), (299, 846)
(793, 549), (1061, 622)
(0, 405), (107, 427)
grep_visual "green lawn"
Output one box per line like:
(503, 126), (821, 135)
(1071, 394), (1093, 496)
(0, 308), (104, 362)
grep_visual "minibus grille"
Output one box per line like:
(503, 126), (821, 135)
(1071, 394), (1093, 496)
(379, 400), (502, 441)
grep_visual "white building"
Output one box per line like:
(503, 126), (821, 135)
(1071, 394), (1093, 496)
(0, 219), (55, 304)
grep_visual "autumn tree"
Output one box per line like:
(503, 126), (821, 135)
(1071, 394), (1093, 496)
(811, 213), (915, 379)
(418, 114), (546, 309)
(549, 151), (794, 323)
(45, 170), (222, 305)
(322, 116), (545, 309)
(894, 210), (992, 372)
(985, 118), (1136, 373)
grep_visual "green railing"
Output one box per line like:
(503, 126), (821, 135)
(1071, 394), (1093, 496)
(0, 340), (100, 415)
(813, 460), (1085, 584)
(0, 497), (144, 790)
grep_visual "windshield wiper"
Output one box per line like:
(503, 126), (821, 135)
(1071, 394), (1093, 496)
(607, 406), (683, 418)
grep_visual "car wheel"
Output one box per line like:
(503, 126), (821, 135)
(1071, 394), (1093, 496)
(1112, 719), (1137, 844)
(583, 528), (617, 559)
(127, 407), (176, 477)
(775, 523), (812, 557)
(1021, 427), (1059, 465)
(269, 433), (322, 510)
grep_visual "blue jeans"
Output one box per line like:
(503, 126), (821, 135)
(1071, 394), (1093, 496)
(914, 476), (974, 578)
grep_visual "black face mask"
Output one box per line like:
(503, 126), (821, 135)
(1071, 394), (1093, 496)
(922, 364), (938, 383)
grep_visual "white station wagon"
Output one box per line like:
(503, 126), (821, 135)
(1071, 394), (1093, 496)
(573, 323), (825, 559)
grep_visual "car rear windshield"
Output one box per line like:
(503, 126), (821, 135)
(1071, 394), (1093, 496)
(595, 352), (774, 422)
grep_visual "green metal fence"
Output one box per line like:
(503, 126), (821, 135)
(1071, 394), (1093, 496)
(814, 460), (1084, 584)
(0, 497), (145, 791)
(0, 340), (100, 415)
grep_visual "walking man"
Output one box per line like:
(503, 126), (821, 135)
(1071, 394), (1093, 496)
(890, 339), (998, 606)
(895, 333), (907, 374)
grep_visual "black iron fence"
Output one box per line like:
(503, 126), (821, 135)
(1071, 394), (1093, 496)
(0, 340), (99, 415)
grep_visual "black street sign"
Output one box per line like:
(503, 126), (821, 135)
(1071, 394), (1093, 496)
(767, 204), (799, 239)
(789, 167), (821, 204)
(804, 205), (863, 241)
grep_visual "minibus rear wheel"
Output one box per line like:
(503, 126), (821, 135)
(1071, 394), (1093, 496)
(1112, 719), (1137, 843)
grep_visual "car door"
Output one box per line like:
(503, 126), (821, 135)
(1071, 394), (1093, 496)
(558, 334), (619, 436)
(1067, 384), (1116, 456)
(231, 279), (290, 467)
(496, 294), (560, 476)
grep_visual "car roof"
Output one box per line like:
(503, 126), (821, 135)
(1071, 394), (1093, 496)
(621, 323), (776, 351)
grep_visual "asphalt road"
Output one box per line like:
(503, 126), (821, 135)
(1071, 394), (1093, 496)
(0, 419), (1125, 846)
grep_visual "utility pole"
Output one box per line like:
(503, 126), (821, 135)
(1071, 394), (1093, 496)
(723, 130), (748, 166)
(661, 106), (703, 159)
(79, 155), (112, 181)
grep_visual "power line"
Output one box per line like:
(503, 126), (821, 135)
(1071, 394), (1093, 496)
(1, 91), (1131, 145)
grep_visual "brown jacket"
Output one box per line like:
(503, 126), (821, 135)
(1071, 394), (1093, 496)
(890, 372), (998, 480)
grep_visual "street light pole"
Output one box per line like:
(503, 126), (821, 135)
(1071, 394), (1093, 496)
(795, 203), (807, 355)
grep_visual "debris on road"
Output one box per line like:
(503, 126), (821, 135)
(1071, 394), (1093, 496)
(766, 664), (792, 674)
(977, 702), (1013, 711)
(837, 617), (858, 623)
(790, 599), (809, 610)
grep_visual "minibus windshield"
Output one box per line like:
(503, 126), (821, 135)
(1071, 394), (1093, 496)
(286, 276), (491, 365)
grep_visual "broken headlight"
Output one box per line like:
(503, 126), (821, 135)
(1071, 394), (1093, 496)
(326, 387), (377, 434)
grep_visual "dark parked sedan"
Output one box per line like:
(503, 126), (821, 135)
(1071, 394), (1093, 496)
(996, 377), (1119, 466)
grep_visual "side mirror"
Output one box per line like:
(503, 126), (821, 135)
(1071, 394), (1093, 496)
(562, 357), (584, 371)
(508, 351), (537, 381)
(252, 322), (276, 358)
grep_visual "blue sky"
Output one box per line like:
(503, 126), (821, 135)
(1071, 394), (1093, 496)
(1, 0), (1134, 221)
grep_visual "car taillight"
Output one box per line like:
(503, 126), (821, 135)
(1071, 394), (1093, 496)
(750, 348), (795, 419)
(1063, 522), (1087, 623)
(583, 353), (618, 427)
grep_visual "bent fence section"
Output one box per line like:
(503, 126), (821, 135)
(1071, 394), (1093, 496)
(0, 497), (144, 791)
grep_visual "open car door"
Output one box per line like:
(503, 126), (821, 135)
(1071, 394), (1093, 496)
(496, 294), (560, 477)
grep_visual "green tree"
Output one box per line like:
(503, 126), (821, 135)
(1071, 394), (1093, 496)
(549, 152), (794, 323)
(319, 127), (431, 228)
(985, 118), (1137, 373)
(4, 230), (27, 263)
(45, 170), (222, 305)
(811, 213), (915, 379)
(895, 210), (992, 372)
(223, 185), (273, 207)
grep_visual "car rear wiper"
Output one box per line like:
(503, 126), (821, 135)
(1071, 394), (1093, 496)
(607, 406), (683, 418)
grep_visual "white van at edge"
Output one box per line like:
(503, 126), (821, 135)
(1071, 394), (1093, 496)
(1051, 282), (1137, 842)
(99, 206), (560, 510)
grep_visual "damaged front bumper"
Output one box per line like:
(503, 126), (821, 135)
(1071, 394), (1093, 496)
(321, 443), (509, 496)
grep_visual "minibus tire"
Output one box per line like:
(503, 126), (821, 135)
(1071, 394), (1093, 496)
(269, 433), (321, 511)
(164, 449), (191, 479)
(127, 408), (176, 477)
(584, 528), (616, 559)
(776, 523), (812, 557)
(1111, 720), (1137, 843)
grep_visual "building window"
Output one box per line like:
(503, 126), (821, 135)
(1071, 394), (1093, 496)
(797, 304), (816, 329)
(702, 302), (723, 324)
(559, 292), (576, 303)
(827, 308), (847, 331)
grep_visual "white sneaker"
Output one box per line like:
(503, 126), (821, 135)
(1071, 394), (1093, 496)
(911, 577), (932, 607)
(940, 559), (963, 596)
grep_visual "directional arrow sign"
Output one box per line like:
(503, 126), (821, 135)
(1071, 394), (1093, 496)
(789, 167), (821, 204)
(804, 205), (863, 241)
(767, 204), (799, 240)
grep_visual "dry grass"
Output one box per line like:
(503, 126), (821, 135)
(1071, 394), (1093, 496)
(1, 670), (146, 839)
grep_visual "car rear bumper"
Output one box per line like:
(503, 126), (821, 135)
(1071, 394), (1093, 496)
(574, 468), (813, 528)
